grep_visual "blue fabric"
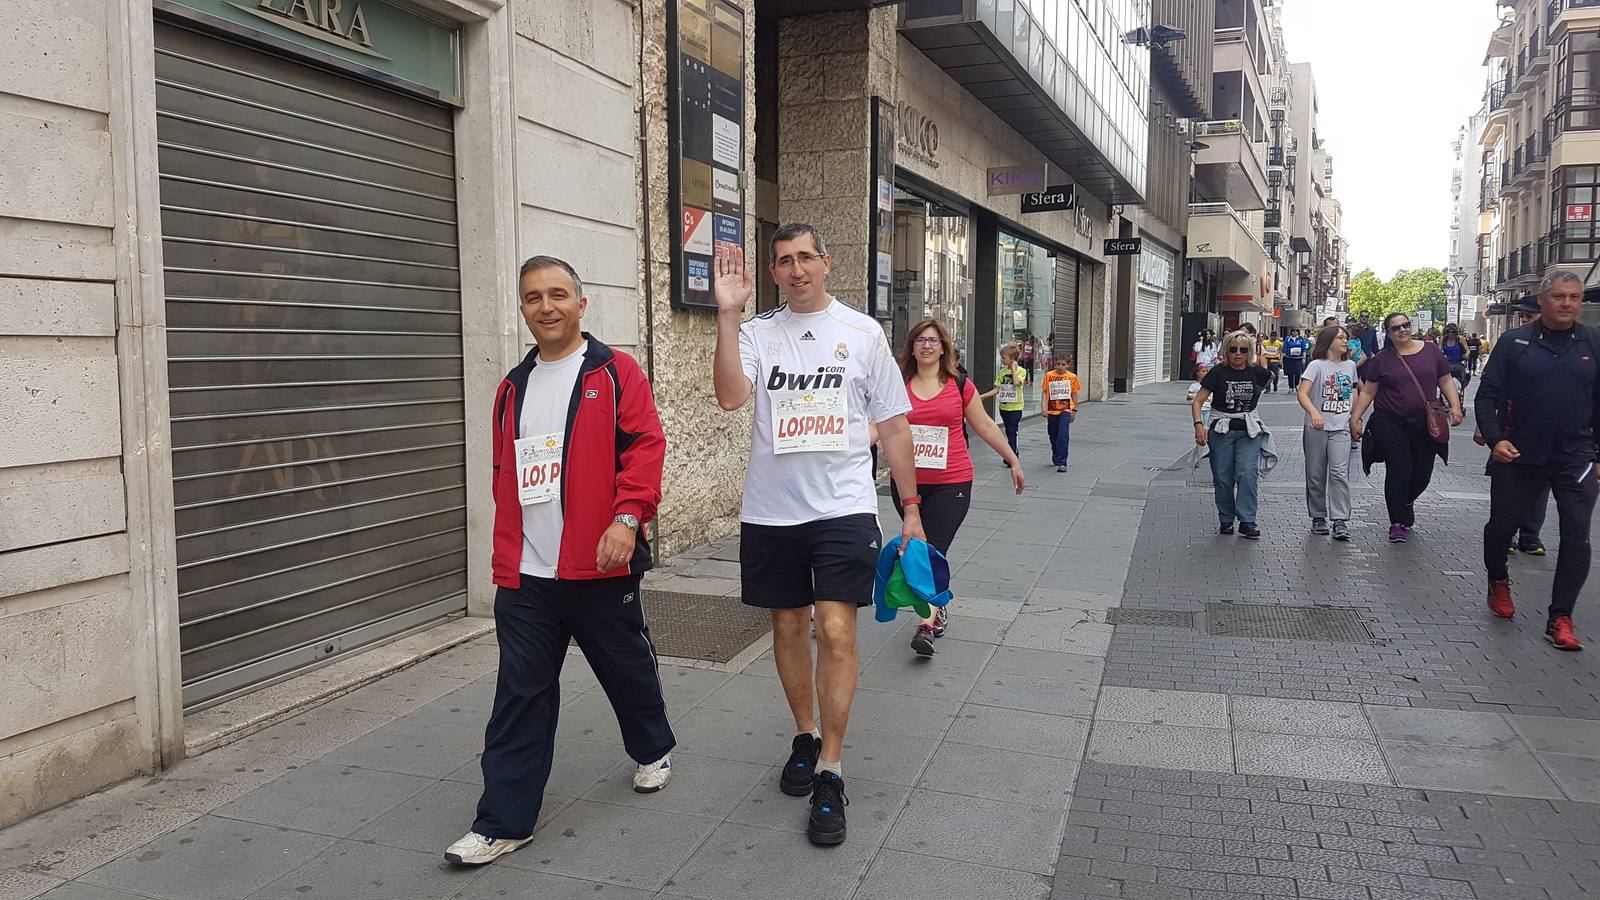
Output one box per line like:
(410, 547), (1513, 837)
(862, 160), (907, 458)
(873, 537), (953, 622)
(1209, 428), (1264, 525)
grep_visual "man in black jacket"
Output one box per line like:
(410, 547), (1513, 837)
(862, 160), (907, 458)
(1476, 270), (1600, 651)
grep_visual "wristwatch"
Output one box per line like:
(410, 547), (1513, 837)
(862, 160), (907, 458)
(613, 514), (640, 531)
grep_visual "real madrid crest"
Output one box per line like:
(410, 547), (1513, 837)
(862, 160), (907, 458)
(834, 342), (849, 361)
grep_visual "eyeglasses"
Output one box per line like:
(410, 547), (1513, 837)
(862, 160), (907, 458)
(913, 337), (942, 347)
(1387, 322), (1412, 333)
(773, 252), (825, 271)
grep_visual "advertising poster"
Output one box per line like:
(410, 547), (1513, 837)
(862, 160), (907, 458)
(670, 0), (745, 308)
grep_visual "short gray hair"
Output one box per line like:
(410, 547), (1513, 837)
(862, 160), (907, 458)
(771, 223), (829, 261)
(1539, 269), (1583, 297)
(518, 255), (584, 300)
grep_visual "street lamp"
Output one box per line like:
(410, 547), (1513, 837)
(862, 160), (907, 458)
(1448, 267), (1468, 325)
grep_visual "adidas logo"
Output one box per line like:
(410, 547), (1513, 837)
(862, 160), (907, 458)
(800, 331), (816, 341)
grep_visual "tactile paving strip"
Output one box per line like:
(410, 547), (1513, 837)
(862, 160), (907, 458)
(644, 590), (771, 663)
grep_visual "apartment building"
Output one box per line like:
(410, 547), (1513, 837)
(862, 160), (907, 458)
(1483, 0), (1600, 322)
(1449, 113), (1489, 333)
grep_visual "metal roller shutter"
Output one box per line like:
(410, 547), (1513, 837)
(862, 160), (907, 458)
(1134, 288), (1163, 386)
(1053, 255), (1079, 366)
(154, 22), (467, 709)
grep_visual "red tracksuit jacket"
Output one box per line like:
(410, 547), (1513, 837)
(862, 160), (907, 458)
(490, 336), (665, 585)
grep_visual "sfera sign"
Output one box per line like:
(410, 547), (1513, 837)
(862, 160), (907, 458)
(1020, 184), (1076, 214)
(1103, 238), (1142, 256)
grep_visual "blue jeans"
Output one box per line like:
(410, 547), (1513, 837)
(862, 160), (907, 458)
(1046, 412), (1071, 465)
(1000, 409), (1021, 456)
(1209, 427), (1265, 526)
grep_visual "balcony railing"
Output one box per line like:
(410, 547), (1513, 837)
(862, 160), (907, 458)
(1264, 208), (1282, 228)
(1489, 74), (1513, 112)
(1549, 93), (1600, 136)
(1268, 146), (1284, 167)
(1550, 0), (1600, 21)
(1196, 119), (1246, 138)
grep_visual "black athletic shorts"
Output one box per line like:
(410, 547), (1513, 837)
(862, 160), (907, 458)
(739, 513), (880, 608)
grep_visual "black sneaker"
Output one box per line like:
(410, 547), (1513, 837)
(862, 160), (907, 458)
(1311, 518), (1330, 535)
(1219, 523), (1235, 535)
(1239, 523), (1261, 539)
(780, 733), (819, 796)
(807, 771), (848, 846)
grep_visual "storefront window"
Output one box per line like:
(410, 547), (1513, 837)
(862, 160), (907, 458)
(997, 231), (1056, 418)
(891, 188), (973, 358)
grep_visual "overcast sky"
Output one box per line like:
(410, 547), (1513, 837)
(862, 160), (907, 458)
(1279, 0), (1502, 280)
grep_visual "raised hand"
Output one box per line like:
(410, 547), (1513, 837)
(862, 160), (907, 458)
(713, 247), (754, 316)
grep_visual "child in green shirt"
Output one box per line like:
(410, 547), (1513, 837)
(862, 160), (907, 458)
(990, 344), (1027, 463)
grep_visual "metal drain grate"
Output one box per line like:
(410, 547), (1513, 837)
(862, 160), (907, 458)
(1203, 603), (1374, 643)
(644, 590), (771, 663)
(1106, 608), (1197, 628)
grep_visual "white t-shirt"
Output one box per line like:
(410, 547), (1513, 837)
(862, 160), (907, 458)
(1194, 341), (1220, 369)
(519, 342), (587, 577)
(737, 298), (910, 526)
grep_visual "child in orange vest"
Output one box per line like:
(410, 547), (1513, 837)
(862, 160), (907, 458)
(1041, 355), (1080, 472)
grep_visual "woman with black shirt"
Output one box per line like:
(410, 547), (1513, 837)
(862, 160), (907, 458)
(1191, 330), (1274, 538)
(1349, 312), (1465, 542)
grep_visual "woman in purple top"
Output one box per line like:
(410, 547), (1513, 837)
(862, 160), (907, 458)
(1349, 312), (1465, 542)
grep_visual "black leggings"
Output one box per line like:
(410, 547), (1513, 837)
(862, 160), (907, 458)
(890, 480), (972, 554)
(1368, 412), (1437, 526)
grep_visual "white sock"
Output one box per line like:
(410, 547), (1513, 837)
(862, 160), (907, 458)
(817, 759), (842, 777)
(808, 728), (821, 740)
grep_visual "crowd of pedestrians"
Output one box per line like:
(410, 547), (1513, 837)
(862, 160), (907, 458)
(1189, 271), (1595, 656)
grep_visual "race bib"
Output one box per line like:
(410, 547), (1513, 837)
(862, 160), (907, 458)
(997, 383), (1019, 404)
(1288, 346), (1304, 358)
(911, 425), (949, 470)
(770, 387), (849, 454)
(1049, 380), (1073, 401)
(515, 432), (564, 506)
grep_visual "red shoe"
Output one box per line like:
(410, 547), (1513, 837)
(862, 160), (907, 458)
(1487, 580), (1515, 619)
(1546, 616), (1583, 652)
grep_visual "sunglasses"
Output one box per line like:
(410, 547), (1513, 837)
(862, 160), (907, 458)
(1227, 347), (1250, 354)
(1387, 322), (1412, 333)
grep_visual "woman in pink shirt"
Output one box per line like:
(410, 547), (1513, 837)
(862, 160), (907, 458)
(892, 318), (1024, 656)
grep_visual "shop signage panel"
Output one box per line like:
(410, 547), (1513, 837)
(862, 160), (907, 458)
(869, 97), (897, 320)
(669, 0), (746, 309)
(1104, 238), (1143, 256)
(1568, 204), (1593, 222)
(987, 164), (1049, 196)
(1020, 184), (1076, 213)
(164, 0), (460, 100)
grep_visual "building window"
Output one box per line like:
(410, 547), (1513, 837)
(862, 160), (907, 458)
(1557, 31), (1600, 130)
(1552, 166), (1600, 263)
(996, 231), (1056, 419)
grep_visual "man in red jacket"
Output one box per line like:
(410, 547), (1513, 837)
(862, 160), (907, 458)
(446, 256), (673, 867)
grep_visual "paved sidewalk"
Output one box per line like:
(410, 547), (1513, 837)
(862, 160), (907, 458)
(0, 389), (1184, 900)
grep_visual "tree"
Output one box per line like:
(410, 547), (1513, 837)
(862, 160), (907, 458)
(1346, 268), (1390, 321)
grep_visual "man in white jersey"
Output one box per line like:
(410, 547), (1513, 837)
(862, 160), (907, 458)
(712, 223), (925, 846)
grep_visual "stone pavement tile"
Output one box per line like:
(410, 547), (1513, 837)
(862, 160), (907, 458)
(656, 822), (876, 900)
(1024, 588), (1123, 612)
(854, 848), (1051, 900)
(1085, 722), (1234, 773)
(348, 778), (500, 855)
(497, 801), (717, 891)
(885, 789), (1065, 876)
(1094, 687), (1229, 729)
(983, 647), (1103, 682)
(453, 868), (653, 900)
(0, 867), (63, 900)
(970, 671), (1100, 718)
(127, 746), (309, 816)
(1380, 743), (1565, 799)
(211, 762), (433, 838)
(945, 704), (1092, 760)
(657, 668), (736, 715)
(833, 687), (962, 739)
(1233, 733), (1393, 785)
(580, 753), (768, 820)
(441, 738), (622, 796)
(918, 743), (1075, 809)
(857, 638), (996, 699)
(1533, 753), (1600, 802)
(912, 614), (1010, 645)
(36, 886), (157, 900)
(694, 674), (794, 716)
(243, 841), (476, 899)
(1230, 698), (1374, 740)
(642, 707), (795, 767)
(321, 713), (490, 778)
(1366, 708), (1525, 752)
(1505, 714), (1600, 756)
(837, 726), (942, 786)
(0, 788), (205, 881)
(225, 708), (394, 761)
(1002, 617), (1115, 656)
(76, 816), (332, 900)
(408, 678), (497, 725)
(722, 769), (908, 845)
(947, 597), (1025, 622)
(315, 667), (476, 719)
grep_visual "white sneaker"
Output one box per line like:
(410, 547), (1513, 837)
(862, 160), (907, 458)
(632, 753), (672, 793)
(444, 831), (531, 866)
